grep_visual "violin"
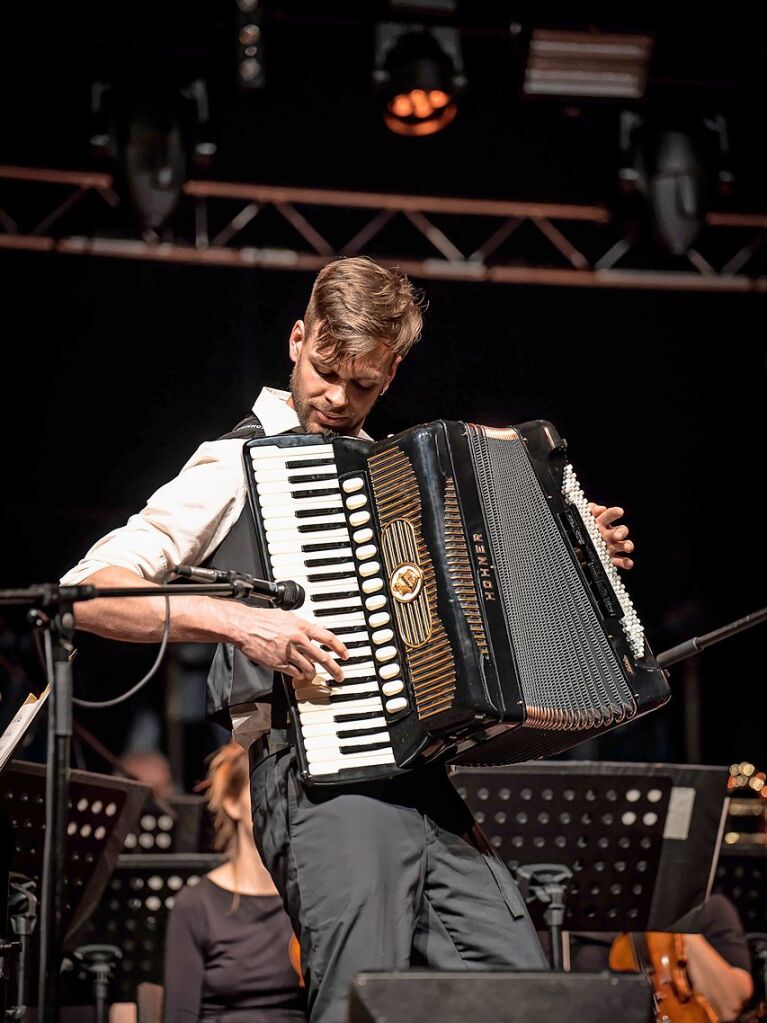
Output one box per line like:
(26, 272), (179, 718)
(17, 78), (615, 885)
(610, 932), (718, 1023)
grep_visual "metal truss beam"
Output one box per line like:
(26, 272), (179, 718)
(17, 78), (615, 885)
(1, 165), (766, 292)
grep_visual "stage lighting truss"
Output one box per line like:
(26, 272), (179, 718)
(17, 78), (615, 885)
(1, 167), (766, 292)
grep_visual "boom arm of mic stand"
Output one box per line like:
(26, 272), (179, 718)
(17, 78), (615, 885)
(656, 606), (767, 668)
(0, 582), (256, 606)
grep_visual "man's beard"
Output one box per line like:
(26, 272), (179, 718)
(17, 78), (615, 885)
(290, 368), (351, 438)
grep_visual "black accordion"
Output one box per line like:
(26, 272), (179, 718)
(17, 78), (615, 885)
(244, 420), (669, 785)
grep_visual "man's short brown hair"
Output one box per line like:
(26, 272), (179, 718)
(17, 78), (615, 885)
(304, 256), (425, 363)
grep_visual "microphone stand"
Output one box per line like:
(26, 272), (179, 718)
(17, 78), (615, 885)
(0, 580), (255, 1021)
(656, 606), (767, 668)
(6, 873), (38, 1020)
(516, 864), (573, 971)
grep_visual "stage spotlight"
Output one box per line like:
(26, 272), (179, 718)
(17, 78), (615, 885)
(374, 24), (465, 137)
(121, 99), (188, 233)
(88, 81), (217, 235)
(236, 0), (265, 89)
(89, 82), (116, 160)
(619, 113), (710, 256)
(524, 29), (653, 99)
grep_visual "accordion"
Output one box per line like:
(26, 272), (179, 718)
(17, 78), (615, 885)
(244, 420), (669, 785)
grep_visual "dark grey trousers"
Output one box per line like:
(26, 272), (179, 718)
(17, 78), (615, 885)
(250, 746), (548, 1023)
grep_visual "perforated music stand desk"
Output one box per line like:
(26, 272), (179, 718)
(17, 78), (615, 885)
(713, 844), (767, 933)
(121, 792), (215, 855)
(453, 761), (729, 932)
(0, 760), (150, 948)
(75, 852), (223, 1002)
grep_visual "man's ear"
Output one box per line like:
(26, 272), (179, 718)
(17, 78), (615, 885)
(381, 355), (402, 395)
(289, 320), (305, 365)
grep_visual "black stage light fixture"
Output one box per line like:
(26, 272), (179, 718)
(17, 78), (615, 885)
(374, 23), (465, 137)
(524, 29), (654, 100)
(88, 79), (217, 235)
(89, 82), (116, 161)
(236, 0), (265, 90)
(619, 112), (711, 256)
(181, 78), (218, 169)
(121, 95), (188, 234)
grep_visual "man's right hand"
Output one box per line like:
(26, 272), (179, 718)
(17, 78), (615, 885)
(230, 604), (348, 682)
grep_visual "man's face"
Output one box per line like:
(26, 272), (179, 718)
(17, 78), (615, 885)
(288, 320), (401, 437)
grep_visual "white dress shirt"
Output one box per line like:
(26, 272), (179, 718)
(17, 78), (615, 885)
(61, 388), (307, 586)
(61, 386), (371, 749)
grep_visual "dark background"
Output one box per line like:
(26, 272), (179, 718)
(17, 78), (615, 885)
(1, 2), (764, 783)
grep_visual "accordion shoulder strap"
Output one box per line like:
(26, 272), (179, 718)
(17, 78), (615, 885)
(218, 412), (267, 442)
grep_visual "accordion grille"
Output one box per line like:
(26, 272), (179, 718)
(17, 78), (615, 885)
(468, 427), (636, 730)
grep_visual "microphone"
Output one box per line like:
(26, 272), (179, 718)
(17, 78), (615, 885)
(173, 565), (305, 610)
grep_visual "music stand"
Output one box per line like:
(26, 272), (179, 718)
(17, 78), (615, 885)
(452, 762), (729, 939)
(712, 844), (767, 1014)
(122, 793), (216, 856)
(0, 688), (49, 773)
(0, 809), (13, 1015)
(713, 844), (767, 934)
(68, 852), (223, 1003)
(0, 760), (150, 950)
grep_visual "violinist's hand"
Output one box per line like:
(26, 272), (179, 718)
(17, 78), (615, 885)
(588, 504), (634, 570)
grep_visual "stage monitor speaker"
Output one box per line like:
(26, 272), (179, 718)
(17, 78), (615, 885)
(348, 970), (652, 1023)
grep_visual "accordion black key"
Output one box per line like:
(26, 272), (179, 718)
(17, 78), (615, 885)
(244, 420), (670, 784)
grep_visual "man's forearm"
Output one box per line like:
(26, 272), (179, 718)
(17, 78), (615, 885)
(72, 566), (238, 645)
(72, 566), (348, 681)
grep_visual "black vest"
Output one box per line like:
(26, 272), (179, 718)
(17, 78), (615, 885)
(204, 413), (296, 732)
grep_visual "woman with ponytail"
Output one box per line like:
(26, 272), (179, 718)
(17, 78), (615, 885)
(163, 742), (306, 1022)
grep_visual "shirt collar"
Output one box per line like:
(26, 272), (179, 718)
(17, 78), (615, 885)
(252, 387), (373, 440)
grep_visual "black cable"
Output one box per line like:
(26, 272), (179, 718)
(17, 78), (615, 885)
(72, 582), (172, 709)
(31, 574), (174, 710)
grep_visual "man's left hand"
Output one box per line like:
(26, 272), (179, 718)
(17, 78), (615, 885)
(588, 503), (634, 570)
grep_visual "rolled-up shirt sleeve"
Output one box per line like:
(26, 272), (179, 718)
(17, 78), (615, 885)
(60, 439), (248, 585)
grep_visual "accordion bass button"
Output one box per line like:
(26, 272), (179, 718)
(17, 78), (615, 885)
(382, 680), (404, 697)
(352, 527), (373, 544)
(345, 494), (368, 511)
(342, 477), (365, 493)
(385, 697), (408, 714)
(375, 645), (397, 663)
(379, 662), (401, 680)
(372, 628), (393, 644)
(365, 594), (387, 611)
(369, 611), (390, 628)
(349, 510), (371, 527)
(359, 561), (381, 578)
(356, 544), (377, 560)
(362, 578), (384, 594)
